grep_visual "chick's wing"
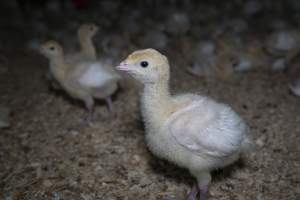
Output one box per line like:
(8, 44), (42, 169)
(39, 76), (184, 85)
(168, 100), (247, 158)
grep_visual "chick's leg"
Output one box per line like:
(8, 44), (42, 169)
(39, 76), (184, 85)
(105, 96), (115, 115)
(195, 172), (211, 200)
(186, 184), (199, 200)
(84, 97), (95, 122)
(199, 185), (208, 200)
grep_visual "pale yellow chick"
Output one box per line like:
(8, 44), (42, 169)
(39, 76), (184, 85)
(265, 30), (300, 71)
(219, 38), (267, 73)
(66, 23), (99, 63)
(117, 49), (252, 200)
(47, 23), (99, 90)
(186, 39), (236, 82)
(41, 41), (120, 122)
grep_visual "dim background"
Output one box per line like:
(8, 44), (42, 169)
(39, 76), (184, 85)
(0, 0), (299, 200)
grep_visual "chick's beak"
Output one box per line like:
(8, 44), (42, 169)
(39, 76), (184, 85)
(116, 61), (132, 72)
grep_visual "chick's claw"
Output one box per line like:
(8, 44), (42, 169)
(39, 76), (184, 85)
(164, 186), (198, 200)
(186, 184), (199, 200)
(87, 112), (99, 122)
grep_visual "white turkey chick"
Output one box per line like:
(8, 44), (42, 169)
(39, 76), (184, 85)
(265, 29), (300, 71)
(186, 40), (217, 77)
(117, 49), (252, 200)
(40, 41), (121, 122)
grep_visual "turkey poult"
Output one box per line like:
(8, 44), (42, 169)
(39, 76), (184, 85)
(265, 30), (300, 71)
(40, 41), (121, 122)
(186, 40), (217, 77)
(46, 23), (99, 89)
(66, 23), (99, 63)
(116, 49), (252, 200)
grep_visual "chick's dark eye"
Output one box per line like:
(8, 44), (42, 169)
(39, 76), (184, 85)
(50, 46), (55, 51)
(140, 61), (148, 68)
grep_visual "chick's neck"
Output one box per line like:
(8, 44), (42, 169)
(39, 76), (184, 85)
(79, 35), (96, 60)
(142, 75), (175, 125)
(49, 55), (69, 81)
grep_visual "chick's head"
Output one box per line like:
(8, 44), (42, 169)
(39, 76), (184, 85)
(40, 41), (63, 59)
(117, 49), (169, 84)
(78, 23), (99, 39)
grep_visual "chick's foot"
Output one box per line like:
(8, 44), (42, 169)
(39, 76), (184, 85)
(164, 185), (198, 200)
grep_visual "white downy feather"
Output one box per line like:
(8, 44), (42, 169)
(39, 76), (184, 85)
(79, 63), (116, 87)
